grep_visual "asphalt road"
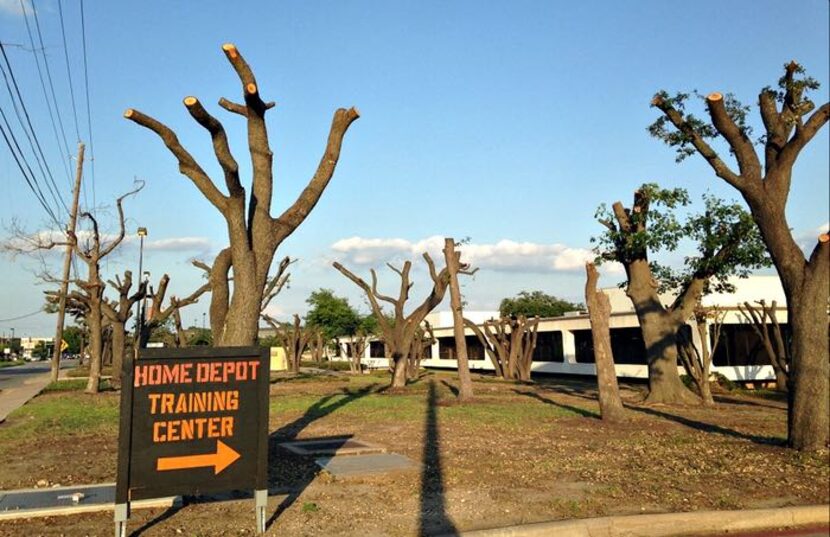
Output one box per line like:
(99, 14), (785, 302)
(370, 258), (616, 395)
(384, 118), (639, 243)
(0, 359), (76, 391)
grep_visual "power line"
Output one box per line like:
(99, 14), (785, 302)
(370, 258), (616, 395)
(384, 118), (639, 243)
(0, 309), (45, 323)
(0, 106), (61, 226)
(19, 0), (72, 209)
(79, 0), (95, 214)
(30, 0), (74, 185)
(57, 0), (81, 143)
(0, 44), (66, 224)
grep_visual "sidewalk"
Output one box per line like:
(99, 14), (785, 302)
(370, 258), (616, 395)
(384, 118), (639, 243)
(0, 364), (70, 424)
(451, 505), (830, 537)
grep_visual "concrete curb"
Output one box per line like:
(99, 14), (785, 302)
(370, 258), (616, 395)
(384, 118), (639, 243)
(453, 505), (829, 537)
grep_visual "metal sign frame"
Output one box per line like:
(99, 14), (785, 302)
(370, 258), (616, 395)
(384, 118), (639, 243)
(115, 346), (269, 536)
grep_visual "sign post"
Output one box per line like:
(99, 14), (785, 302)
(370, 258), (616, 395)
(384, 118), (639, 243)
(115, 346), (269, 536)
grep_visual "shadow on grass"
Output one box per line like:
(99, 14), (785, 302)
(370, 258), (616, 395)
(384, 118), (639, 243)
(512, 389), (600, 419)
(713, 393), (786, 410)
(419, 380), (458, 536)
(624, 404), (785, 446)
(440, 379), (459, 398)
(265, 384), (379, 529)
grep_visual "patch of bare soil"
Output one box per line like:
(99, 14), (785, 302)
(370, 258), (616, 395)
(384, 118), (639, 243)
(0, 373), (826, 536)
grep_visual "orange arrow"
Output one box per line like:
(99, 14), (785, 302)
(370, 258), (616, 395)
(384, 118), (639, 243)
(156, 440), (241, 475)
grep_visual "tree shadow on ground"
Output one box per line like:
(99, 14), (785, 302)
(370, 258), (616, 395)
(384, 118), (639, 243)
(440, 379), (459, 398)
(419, 380), (458, 536)
(712, 393), (786, 410)
(265, 384), (380, 528)
(512, 389), (600, 419)
(129, 504), (183, 537)
(624, 404), (785, 446)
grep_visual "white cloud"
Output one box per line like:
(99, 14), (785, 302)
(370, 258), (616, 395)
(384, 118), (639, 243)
(331, 235), (622, 274)
(140, 237), (212, 253)
(0, 0), (30, 16)
(795, 222), (829, 254)
(3, 229), (211, 255)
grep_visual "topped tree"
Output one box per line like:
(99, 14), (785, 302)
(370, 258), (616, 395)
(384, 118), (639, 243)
(649, 62), (828, 450)
(126, 44), (359, 345)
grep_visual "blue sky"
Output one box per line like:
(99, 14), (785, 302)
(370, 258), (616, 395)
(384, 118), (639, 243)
(1, 0), (828, 337)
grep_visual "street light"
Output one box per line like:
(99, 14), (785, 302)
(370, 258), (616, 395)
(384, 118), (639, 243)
(134, 227), (148, 345)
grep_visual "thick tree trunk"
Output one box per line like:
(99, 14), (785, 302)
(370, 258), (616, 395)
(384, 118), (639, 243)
(444, 238), (474, 402)
(638, 316), (697, 404)
(626, 262), (698, 405)
(749, 202), (828, 450)
(391, 353), (408, 389)
(787, 279), (829, 450)
(585, 263), (626, 421)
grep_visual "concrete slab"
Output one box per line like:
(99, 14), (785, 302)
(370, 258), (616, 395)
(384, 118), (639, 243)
(281, 437), (386, 456)
(315, 453), (419, 477)
(0, 483), (178, 520)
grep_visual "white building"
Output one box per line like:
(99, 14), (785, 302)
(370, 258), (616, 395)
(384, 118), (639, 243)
(354, 275), (788, 383)
(19, 336), (54, 360)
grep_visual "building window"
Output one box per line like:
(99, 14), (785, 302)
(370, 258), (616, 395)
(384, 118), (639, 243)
(438, 336), (484, 360)
(573, 327), (651, 365)
(369, 341), (386, 358)
(711, 324), (790, 367)
(533, 331), (564, 362)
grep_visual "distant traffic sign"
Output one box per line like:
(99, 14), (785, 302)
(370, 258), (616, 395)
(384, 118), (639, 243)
(115, 347), (269, 535)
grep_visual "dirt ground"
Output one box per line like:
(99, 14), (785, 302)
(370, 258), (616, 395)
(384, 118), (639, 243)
(0, 371), (827, 536)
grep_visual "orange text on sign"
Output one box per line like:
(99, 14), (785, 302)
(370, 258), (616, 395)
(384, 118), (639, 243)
(148, 390), (239, 414)
(134, 360), (259, 387)
(152, 416), (234, 442)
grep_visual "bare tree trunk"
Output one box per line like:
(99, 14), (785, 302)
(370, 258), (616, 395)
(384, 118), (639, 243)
(444, 238), (475, 401)
(349, 335), (368, 374)
(85, 294), (103, 394)
(110, 321), (126, 386)
(625, 260), (699, 405)
(585, 263), (625, 421)
(740, 300), (789, 392)
(391, 350), (408, 389)
(677, 307), (722, 407)
(787, 275), (828, 449)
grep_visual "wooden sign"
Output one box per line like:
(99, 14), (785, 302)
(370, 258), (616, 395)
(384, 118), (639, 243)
(115, 347), (269, 535)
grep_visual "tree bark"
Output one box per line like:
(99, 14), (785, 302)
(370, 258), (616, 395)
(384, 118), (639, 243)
(443, 238), (474, 401)
(85, 280), (103, 394)
(110, 321), (125, 385)
(585, 263), (626, 421)
(625, 260), (699, 405)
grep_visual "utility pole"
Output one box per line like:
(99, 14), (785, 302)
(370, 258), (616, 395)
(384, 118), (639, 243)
(50, 143), (85, 382)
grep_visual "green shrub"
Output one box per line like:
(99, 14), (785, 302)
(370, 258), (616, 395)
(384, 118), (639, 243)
(712, 372), (737, 391)
(300, 360), (352, 371)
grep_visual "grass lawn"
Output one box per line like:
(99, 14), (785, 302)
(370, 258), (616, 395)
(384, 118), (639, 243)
(0, 371), (826, 536)
(0, 360), (24, 369)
